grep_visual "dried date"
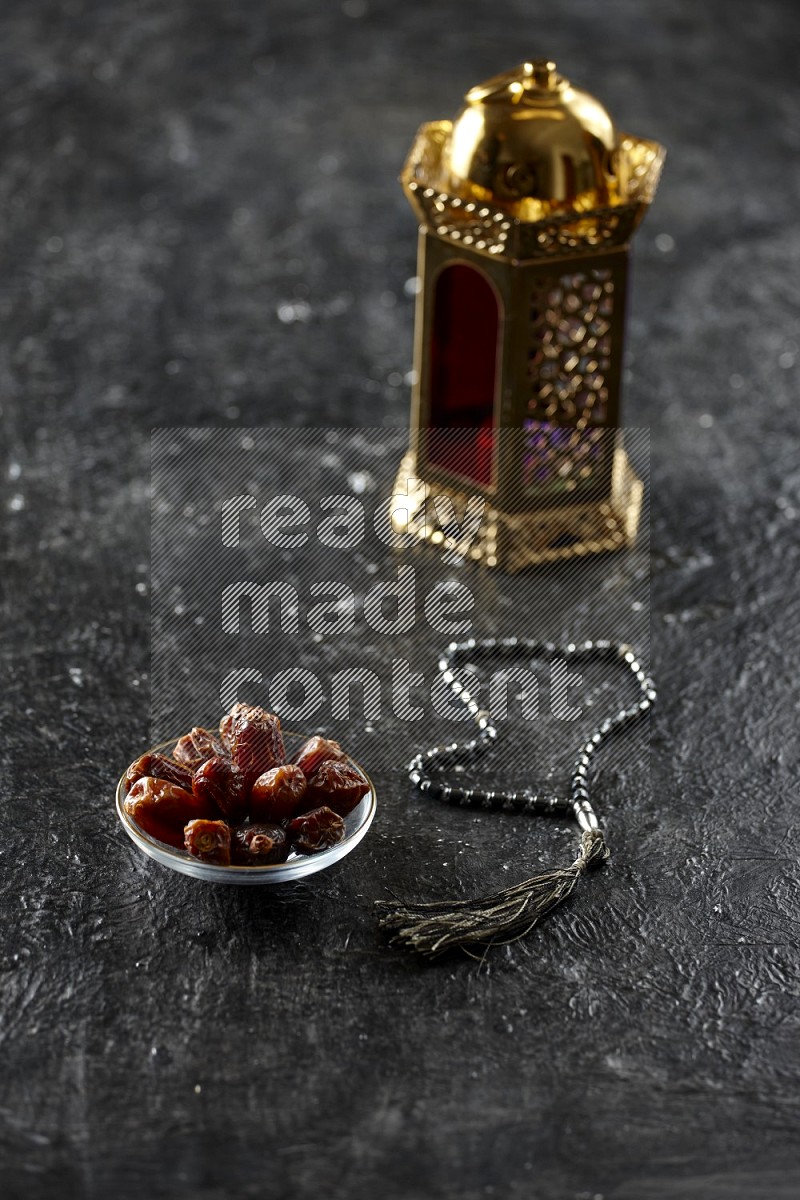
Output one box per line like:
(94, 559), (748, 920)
(191, 726), (227, 760)
(170, 734), (201, 768)
(193, 756), (248, 824)
(124, 752), (192, 794)
(292, 735), (345, 779)
(125, 776), (216, 836)
(305, 759), (370, 817)
(287, 806), (345, 854)
(173, 726), (227, 769)
(231, 705), (286, 786)
(232, 823), (290, 865)
(184, 819), (231, 865)
(218, 702), (249, 751)
(250, 764), (307, 824)
(126, 805), (186, 851)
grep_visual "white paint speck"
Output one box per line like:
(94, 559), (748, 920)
(699, 413), (714, 427)
(277, 300), (312, 324)
(135, 581), (147, 595)
(655, 232), (675, 253)
(94, 60), (117, 82)
(68, 667), (83, 687)
(778, 351), (795, 369)
(169, 142), (193, 165)
(104, 384), (127, 407)
(325, 293), (352, 316)
(347, 470), (373, 494)
(404, 276), (422, 296)
(9, 493), (25, 512)
(404, 369), (418, 387)
(729, 373), (744, 390)
(194, 1084), (202, 1094)
(241, 435), (254, 451)
(8, 461), (21, 481)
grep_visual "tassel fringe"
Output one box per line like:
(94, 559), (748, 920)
(376, 830), (609, 959)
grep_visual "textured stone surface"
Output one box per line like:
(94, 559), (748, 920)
(3, 2), (800, 1198)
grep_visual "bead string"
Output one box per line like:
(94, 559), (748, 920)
(407, 637), (656, 834)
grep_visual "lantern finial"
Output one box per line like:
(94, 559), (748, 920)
(528, 59), (557, 90)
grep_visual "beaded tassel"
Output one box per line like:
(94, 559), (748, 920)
(376, 638), (655, 959)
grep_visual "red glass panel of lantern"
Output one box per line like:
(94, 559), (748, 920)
(426, 263), (499, 487)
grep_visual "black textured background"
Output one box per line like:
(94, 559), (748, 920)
(3, 2), (800, 1198)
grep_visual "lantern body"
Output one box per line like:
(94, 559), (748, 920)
(394, 61), (664, 571)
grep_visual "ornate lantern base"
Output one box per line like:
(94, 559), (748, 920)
(392, 445), (642, 573)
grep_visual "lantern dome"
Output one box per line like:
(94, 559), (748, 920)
(401, 59), (664, 259)
(441, 60), (622, 220)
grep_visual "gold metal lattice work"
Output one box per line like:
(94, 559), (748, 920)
(528, 267), (613, 426)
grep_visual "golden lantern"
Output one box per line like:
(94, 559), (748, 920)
(393, 60), (665, 571)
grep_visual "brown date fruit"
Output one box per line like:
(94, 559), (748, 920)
(192, 756), (248, 824)
(124, 752), (192, 794)
(292, 735), (345, 779)
(125, 776), (216, 836)
(250, 764), (307, 824)
(190, 726), (227, 760)
(304, 759), (370, 817)
(171, 733), (203, 768)
(172, 726), (227, 768)
(126, 805), (186, 851)
(232, 823), (290, 865)
(218, 702), (250, 751)
(184, 819), (231, 865)
(287, 806), (345, 854)
(230, 705), (285, 786)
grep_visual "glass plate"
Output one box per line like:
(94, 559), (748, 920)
(116, 733), (377, 885)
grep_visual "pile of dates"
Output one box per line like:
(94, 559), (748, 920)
(122, 703), (370, 866)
